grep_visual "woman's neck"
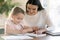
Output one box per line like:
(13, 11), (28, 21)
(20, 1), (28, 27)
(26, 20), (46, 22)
(26, 12), (38, 16)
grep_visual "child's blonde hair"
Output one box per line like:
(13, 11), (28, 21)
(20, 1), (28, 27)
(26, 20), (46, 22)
(8, 6), (25, 19)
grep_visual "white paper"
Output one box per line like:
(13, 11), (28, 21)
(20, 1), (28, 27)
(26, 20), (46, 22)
(25, 33), (46, 37)
(1, 35), (33, 40)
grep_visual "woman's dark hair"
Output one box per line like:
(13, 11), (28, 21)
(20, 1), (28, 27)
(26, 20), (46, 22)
(26, 0), (44, 12)
(12, 7), (25, 15)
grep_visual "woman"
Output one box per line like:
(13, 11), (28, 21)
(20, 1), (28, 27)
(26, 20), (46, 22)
(23, 0), (52, 34)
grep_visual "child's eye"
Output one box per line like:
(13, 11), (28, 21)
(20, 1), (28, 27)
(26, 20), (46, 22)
(17, 18), (20, 19)
(20, 18), (23, 20)
(17, 18), (23, 20)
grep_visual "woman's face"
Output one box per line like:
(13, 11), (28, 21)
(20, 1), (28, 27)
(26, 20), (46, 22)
(26, 4), (38, 15)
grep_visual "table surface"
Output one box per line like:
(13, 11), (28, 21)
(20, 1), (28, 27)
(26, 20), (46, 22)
(0, 34), (60, 40)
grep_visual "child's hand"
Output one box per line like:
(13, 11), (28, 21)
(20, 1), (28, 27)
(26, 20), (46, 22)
(22, 27), (33, 34)
(32, 26), (40, 31)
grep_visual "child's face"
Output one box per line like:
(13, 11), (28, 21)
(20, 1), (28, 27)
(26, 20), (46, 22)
(12, 13), (24, 24)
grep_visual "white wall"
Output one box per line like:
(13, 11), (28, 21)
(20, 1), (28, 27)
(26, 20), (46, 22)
(48, 0), (60, 30)
(11, 0), (28, 11)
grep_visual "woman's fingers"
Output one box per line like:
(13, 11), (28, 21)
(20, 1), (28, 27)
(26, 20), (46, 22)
(35, 29), (47, 34)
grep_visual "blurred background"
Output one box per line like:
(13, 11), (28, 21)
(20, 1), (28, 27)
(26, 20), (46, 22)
(0, 0), (60, 34)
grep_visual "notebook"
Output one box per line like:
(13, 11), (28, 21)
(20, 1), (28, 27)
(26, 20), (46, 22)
(46, 27), (60, 36)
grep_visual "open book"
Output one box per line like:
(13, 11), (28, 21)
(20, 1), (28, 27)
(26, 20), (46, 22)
(25, 33), (46, 37)
(1, 35), (33, 40)
(17, 33), (46, 37)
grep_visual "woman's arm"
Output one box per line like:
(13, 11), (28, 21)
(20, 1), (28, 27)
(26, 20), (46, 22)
(42, 10), (53, 27)
(45, 12), (53, 27)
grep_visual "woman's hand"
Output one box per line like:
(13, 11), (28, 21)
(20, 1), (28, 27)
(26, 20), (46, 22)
(35, 28), (47, 34)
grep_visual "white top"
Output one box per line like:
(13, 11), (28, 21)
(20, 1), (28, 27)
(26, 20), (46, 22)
(23, 10), (52, 28)
(5, 19), (24, 30)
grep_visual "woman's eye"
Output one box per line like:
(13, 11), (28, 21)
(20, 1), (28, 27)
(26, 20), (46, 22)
(33, 9), (36, 10)
(28, 8), (30, 10)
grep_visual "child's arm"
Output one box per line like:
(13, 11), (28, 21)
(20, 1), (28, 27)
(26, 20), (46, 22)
(22, 26), (33, 33)
(5, 24), (23, 34)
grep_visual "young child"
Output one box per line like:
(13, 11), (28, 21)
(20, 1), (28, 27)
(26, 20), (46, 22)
(5, 7), (33, 35)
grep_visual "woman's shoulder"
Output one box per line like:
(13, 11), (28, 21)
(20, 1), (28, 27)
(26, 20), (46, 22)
(38, 9), (47, 16)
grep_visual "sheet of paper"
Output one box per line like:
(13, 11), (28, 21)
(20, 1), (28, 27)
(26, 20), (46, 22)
(1, 35), (33, 40)
(24, 33), (46, 37)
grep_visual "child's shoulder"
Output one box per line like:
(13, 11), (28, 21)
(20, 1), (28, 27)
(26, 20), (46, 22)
(5, 18), (13, 25)
(6, 18), (11, 22)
